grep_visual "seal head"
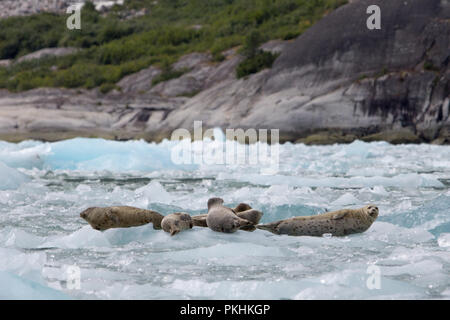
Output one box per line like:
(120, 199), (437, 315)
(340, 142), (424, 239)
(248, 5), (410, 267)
(161, 212), (194, 236)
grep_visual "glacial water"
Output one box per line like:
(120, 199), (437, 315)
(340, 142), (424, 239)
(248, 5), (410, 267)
(0, 136), (449, 300)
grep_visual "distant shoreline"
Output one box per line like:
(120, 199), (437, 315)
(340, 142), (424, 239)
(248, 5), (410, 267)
(0, 128), (447, 145)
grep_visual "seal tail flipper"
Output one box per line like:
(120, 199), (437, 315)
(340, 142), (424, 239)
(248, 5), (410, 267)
(234, 203), (252, 213)
(256, 221), (282, 234)
(192, 214), (208, 227)
(238, 217), (254, 227)
(239, 225), (256, 232)
(237, 209), (263, 225)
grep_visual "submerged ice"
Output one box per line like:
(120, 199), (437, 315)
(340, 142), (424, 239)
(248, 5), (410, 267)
(0, 137), (449, 299)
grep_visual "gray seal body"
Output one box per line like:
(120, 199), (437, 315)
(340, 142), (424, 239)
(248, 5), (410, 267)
(80, 206), (164, 231)
(205, 198), (253, 233)
(257, 205), (379, 237)
(192, 202), (262, 231)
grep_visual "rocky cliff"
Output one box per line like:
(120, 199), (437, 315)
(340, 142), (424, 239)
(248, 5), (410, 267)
(0, 0), (448, 144)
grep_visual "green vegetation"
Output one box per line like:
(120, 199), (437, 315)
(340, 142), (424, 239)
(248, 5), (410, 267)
(151, 67), (189, 86)
(236, 31), (279, 78)
(0, 0), (348, 92)
(237, 51), (279, 78)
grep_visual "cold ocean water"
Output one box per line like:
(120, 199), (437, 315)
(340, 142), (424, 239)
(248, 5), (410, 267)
(0, 135), (449, 299)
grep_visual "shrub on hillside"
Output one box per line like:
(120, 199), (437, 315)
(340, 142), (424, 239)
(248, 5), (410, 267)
(236, 50), (279, 78)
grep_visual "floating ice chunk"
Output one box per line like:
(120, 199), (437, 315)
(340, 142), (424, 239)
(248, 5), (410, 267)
(90, 282), (181, 300)
(0, 141), (50, 169)
(153, 242), (285, 264)
(293, 269), (422, 300)
(366, 222), (434, 244)
(0, 271), (69, 300)
(336, 140), (373, 158)
(45, 138), (183, 171)
(262, 185), (293, 205)
(371, 185), (389, 196)
(169, 279), (304, 299)
(0, 228), (45, 249)
(42, 226), (110, 249)
(216, 172), (444, 189)
(0, 248), (48, 286)
(103, 224), (160, 246)
(0, 161), (29, 190)
(135, 180), (172, 204)
(75, 184), (92, 193)
(170, 269), (422, 300)
(381, 260), (443, 277)
(347, 167), (386, 177)
(331, 193), (361, 206)
(437, 233), (450, 248)
(380, 195), (450, 231)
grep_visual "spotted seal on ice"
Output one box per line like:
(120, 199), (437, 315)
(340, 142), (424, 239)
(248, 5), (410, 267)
(192, 202), (262, 232)
(205, 198), (254, 233)
(257, 205), (379, 237)
(80, 206), (164, 231)
(161, 212), (194, 236)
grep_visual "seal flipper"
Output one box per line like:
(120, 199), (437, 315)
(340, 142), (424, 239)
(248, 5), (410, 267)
(234, 203), (252, 213)
(331, 210), (351, 220)
(256, 220), (282, 234)
(239, 225), (256, 232)
(192, 214), (208, 227)
(237, 209), (263, 225)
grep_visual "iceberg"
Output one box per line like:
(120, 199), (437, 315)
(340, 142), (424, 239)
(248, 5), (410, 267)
(0, 271), (69, 300)
(0, 137), (449, 299)
(0, 161), (29, 190)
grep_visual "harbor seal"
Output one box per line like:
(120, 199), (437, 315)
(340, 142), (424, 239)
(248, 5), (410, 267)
(257, 205), (379, 237)
(161, 212), (194, 236)
(206, 198), (254, 233)
(236, 208), (263, 231)
(80, 206), (164, 231)
(192, 202), (262, 231)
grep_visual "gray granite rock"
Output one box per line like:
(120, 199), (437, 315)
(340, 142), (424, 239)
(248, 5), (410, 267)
(0, 0), (448, 144)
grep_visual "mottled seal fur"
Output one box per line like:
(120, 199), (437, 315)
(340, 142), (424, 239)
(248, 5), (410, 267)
(257, 205), (379, 237)
(192, 202), (262, 232)
(80, 206), (164, 231)
(205, 198), (254, 233)
(161, 212), (194, 236)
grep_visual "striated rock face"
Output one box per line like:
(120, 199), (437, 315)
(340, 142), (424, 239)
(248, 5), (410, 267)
(257, 0), (449, 142)
(0, 0), (448, 144)
(16, 47), (79, 64)
(163, 0), (449, 143)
